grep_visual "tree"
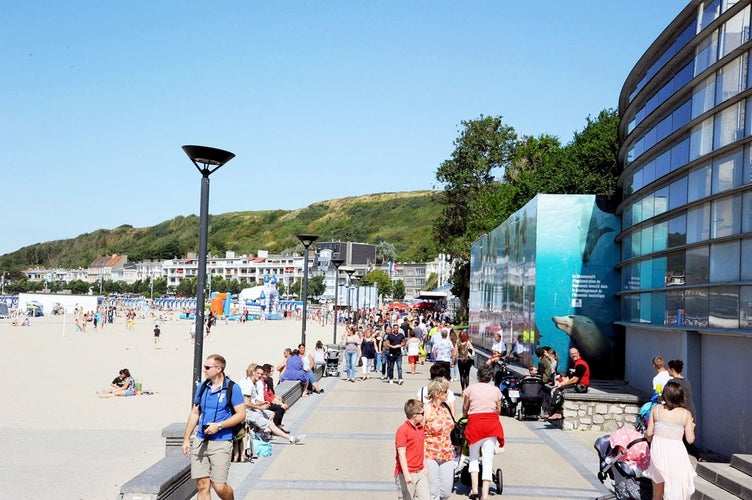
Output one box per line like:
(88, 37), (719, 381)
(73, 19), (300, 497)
(375, 241), (397, 264)
(360, 269), (393, 297)
(308, 275), (326, 299)
(434, 115), (518, 320)
(392, 280), (406, 300)
(176, 277), (197, 297)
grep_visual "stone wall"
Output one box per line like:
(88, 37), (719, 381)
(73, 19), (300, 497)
(562, 399), (641, 432)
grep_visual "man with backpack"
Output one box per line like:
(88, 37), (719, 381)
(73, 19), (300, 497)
(182, 354), (246, 500)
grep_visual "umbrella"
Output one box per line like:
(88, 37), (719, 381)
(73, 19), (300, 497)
(388, 302), (409, 311)
(609, 427), (650, 472)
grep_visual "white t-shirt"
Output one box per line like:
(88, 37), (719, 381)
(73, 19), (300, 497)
(492, 339), (507, 354)
(653, 370), (671, 394)
(417, 385), (456, 406)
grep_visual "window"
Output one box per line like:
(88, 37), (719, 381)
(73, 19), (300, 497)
(711, 195), (741, 237)
(712, 150), (743, 193)
(689, 118), (714, 160)
(668, 214), (687, 248)
(666, 251), (686, 286)
(671, 138), (691, 171)
(686, 246), (709, 286)
(693, 75), (716, 118)
(700, 0), (722, 32)
(741, 286), (752, 328)
(714, 101), (745, 149)
(695, 31), (719, 76)
(688, 164), (712, 202)
(719, 6), (750, 57)
(709, 286), (739, 328)
(715, 54), (746, 103)
(669, 177), (688, 210)
(666, 290), (685, 325)
(684, 288), (709, 327)
(743, 192), (752, 232)
(710, 241), (741, 281)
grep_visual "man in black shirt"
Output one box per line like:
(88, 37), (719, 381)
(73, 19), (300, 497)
(385, 323), (406, 385)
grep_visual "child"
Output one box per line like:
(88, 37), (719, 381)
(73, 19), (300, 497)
(153, 324), (161, 345)
(394, 399), (429, 499)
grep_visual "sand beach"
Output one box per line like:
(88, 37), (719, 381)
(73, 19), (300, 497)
(0, 313), (334, 500)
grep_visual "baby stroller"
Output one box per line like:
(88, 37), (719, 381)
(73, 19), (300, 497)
(515, 375), (545, 420)
(594, 427), (652, 500)
(452, 417), (504, 495)
(499, 375), (520, 417)
(325, 348), (340, 377)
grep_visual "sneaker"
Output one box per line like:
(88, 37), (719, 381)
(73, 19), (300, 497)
(389, 380), (394, 384)
(398, 379), (404, 385)
(290, 434), (305, 444)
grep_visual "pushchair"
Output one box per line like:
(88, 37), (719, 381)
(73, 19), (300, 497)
(515, 375), (545, 420)
(452, 416), (504, 495)
(594, 427), (652, 500)
(324, 347), (340, 377)
(499, 375), (520, 417)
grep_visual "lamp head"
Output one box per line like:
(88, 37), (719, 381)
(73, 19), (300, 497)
(296, 233), (320, 249)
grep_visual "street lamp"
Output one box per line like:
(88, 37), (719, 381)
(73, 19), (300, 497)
(330, 257), (344, 343)
(342, 267), (356, 324)
(183, 145), (235, 396)
(351, 275), (360, 324)
(296, 233), (319, 347)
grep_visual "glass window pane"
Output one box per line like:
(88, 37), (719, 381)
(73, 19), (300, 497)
(693, 75), (716, 118)
(711, 195), (741, 237)
(743, 239), (752, 279)
(720, 7), (750, 57)
(654, 220), (668, 252)
(667, 251), (686, 286)
(716, 55), (745, 103)
(673, 100), (693, 129)
(641, 226), (654, 255)
(712, 149), (743, 193)
(741, 285), (752, 328)
(743, 192), (752, 233)
(656, 151), (671, 179)
(688, 165), (712, 202)
(685, 288), (709, 327)
(666, 290), (685, 325)
(687, 203), (711, 243)
(652, 256), (667, 288)
(745, 144), (752, 184)
(622, 234), (633, 260)
(671, 138), (690, 171)
(652, 292), (667, 324)
(669, 214), (687, 247)
(655, 187), (669, 216)
(695, 31), (719, 76)
(710, 240), (740, 281)
(640, 260), (652, 289)
(690, 118), (714, 160)
(709, 286), (739, 328)
(632, 230), (642, 258)
(639, 293), (652, 323)
(669, 177), (688, 209)
(714, 101), (745, 149)
(700, 0), (721, 32)
(686, 246), (710, 284)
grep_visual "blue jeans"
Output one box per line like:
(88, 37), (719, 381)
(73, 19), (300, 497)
(375, 352), (383, 373)
(345, 351), (358, 380)
(387, 353), (403, 380)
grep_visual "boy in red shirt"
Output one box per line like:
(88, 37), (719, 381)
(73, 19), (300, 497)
(394, 399), (429, 499)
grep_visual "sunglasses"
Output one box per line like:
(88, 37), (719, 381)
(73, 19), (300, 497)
(203, 365), (218, 370)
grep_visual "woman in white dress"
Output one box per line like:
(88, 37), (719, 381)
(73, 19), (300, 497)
(644, 381), (696, 500)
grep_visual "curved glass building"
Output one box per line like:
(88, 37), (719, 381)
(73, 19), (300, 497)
(618, 0), (752, 455)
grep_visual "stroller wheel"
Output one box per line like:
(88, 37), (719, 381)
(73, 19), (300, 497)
(494, 468), (503, 494)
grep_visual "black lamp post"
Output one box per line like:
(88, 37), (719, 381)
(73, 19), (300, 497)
(330, 257), (345, 343)
(296, 233), (319, 347)
(182, 145), (235, 397)
(351, 275), (360, 324)
(343, 267), (355, 324)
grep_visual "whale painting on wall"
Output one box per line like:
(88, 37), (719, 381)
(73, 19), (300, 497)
(469, 194), (622, 378)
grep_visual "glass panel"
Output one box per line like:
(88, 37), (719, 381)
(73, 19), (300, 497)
(690, 118), (714, 160)
(671, 138), (690, 171)
(632, 230), (642, 258)
(622, 293), (640, 322)
(687, 204), (711, 243)
(688, 164), (712, 202)
(639, 293), (652, 323)
(743, 192), (752, 232)
(709, 286), (739, 328)
(700, 0), (722, 32)
(652, 256), (668, 288)
(666, 290), (685, 325)
(643, 162), (656, 188)
(641, 226), (654, 255)
(743, 239), (752, 279)
(633, 169), (644, 192)
(714, 101), (745, 150)
(685, 288), (709, 327)
(693, 75), (716, 118)
(745, 144), (752, 184)
(741, 285), (752, 328)
(712, 149), (743, 193)
(667, 251), (686, 286)
(695, 31), (719, 76)
(656, 115), (673, 142)
(623, 262), (641, 291)
(686, 245), (710, 284)
(651, 292), (666, 324)
(716, 55), (745, 103)
(655, 187), (669, 216)
(669, 177), (688, 209)
(673, 100), (693, 130)
(654, 220), (668, 252)
(622, 234), (632, 260)
(655, 150), (671, 179)
(711, 195), (741, 237)
(640, 260), (652, 289)
(720, 7), (750, 57)
(710, 240), (740, 281)
(668, 214), (687, 247)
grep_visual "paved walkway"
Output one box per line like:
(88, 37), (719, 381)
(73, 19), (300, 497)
(207, 365), (614, 499)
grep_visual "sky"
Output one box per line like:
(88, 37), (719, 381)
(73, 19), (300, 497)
(0, 1), (690, 256)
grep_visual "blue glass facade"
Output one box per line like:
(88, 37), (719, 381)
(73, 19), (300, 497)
(619, 0), (752, 456)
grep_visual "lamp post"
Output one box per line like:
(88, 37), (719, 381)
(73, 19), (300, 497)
(183, 145), (235, 397)
(296, 233), (319, 347)
(351, 275), (360, 324)
(330, 257), (345, 343)
(342, 267), (355, 324)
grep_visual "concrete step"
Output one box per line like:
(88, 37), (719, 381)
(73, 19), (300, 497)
(692, 476), (742, 500)
(697, 461), (752, 499)
(732, 455), (752, 477)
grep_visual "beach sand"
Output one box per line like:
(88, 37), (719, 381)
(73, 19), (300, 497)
(0, 313), (336, 500)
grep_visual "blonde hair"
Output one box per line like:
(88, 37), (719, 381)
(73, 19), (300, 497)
(427, 377), (450, 400)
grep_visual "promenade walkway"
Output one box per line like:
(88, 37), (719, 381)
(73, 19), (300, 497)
(208, 366), (613, 499)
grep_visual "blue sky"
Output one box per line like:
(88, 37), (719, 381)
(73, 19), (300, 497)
(0, 1), (688, 256)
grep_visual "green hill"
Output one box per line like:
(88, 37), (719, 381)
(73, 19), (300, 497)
(0, 191), (442, 270)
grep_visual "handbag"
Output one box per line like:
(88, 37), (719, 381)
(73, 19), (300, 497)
(442, 402), (463, 447)
(251, 436), (272, 457)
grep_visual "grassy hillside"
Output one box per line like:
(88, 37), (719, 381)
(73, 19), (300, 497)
(0, 191), (442, 269)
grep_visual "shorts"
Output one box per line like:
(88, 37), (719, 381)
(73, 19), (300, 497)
(246, 409), (272, 431)
(408, 355), (419, 364)
(191, 438), (232, 483)
(125, 389), (136, 396)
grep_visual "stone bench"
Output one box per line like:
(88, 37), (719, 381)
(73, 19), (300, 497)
(474, 349), (650, 432)
(120, 366), (324, 499)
